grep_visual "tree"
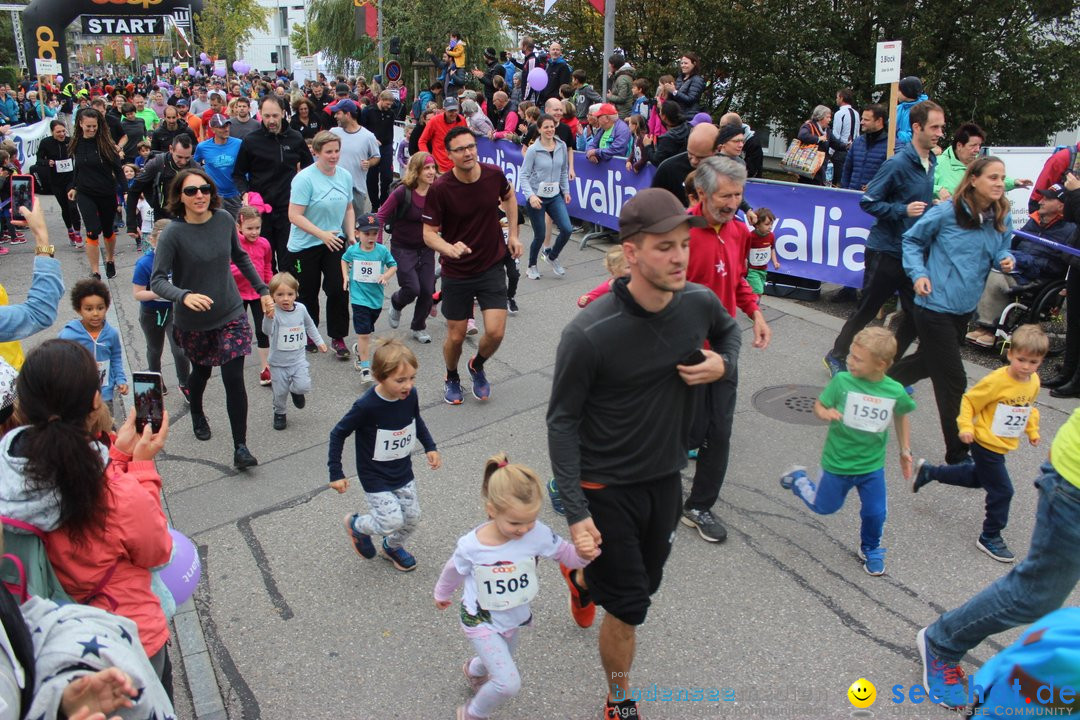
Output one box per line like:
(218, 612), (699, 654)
(493, 0), (1080, 147)
(293, 0), (507, 81)
(194, 0), (269, 62)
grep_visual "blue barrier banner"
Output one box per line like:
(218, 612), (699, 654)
(474, 137), (874, 288)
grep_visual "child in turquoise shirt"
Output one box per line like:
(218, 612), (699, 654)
(341, 214), (397, 383)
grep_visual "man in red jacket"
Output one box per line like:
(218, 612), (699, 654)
(682, 154), (772, 543)
(418, 97), (467, 172)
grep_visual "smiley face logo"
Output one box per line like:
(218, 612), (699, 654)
(848, 678), (876, 708)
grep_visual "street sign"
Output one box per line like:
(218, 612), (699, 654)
(384, 60), (401, 82)
(301, 55), (317, 72)
(214, 58), (226, 72)
(34, 58), (59, 75)
(875, 40), (901, 85)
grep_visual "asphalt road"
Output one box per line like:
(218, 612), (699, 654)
(8, 203), (1079, 720)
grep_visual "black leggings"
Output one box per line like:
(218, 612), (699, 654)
(187, 355), (248, 447)
(75, 191), (117, 241)
(54, 191), (81, 231)
(245, 299), (269, 348)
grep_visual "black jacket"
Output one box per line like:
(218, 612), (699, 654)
(477, 60), (506, 108)
(232, 124), (313, 206)
(541, 58), (572, 105)
(37, 136), (74, 194)
(150, 121), (196, 153)
(361, 105), (397, 145)
(71, 138), (125, 196)
(126, 152), (202, 231)
(651, 122), (690, 167)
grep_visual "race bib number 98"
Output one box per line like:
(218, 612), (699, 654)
(353, 260), (381, 283)
(474, 557), (538, 611)
(843, 392), (895, 433)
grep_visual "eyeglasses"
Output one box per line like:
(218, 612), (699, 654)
(449, 144), (477, 154)
(182, 184), (213, 197)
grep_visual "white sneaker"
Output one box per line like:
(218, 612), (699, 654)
(542, 249), (565, 276)
(526, 266), (541, 280)
(388, 306), (401, 329)
(413, 329), (432, 343)
(466, 319), (478, 336)
(359, 367), (372, 384)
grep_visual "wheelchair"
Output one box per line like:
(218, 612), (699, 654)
(993, 274), (1068, 357)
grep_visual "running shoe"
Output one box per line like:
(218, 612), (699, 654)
(352, 343), (363, 371)
(858, 547), (886, 576)
(822, 351), (845, 377)
(381, 538), (417, 571)
(306, 340), (318, 353)
(273, 413), (287, 430)
(413, 329), (432, 344)
(291, 392), (306, 409)
(360, 367), (373, 384)
(105, 261), (116, 279)
(9, 233), (26, 245)
(680, 508), (727, 542)
(912, 458), (933, 493)
(604, 697), (642, 719)
(233, 444), (258, 470)
(332, 338), (350, 360)
(466, 318), (478, 336)
(559, 563), (595, 628)
(444, 377), (464, 405)
(541, 248), (565, 276)
(467, 358), (490, 400)
(388, 305), (401, 329)
(191, 413), (211, 441)
(259, 367), (271, 386)
(344, 514), (376, 558)
(976, 534), (1015, 563)
(507, 298), (519, 315)
(916, 627), (969, 709)
(526, 265), (540, 280)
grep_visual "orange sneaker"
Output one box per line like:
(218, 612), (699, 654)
(560, 562), (595, 628)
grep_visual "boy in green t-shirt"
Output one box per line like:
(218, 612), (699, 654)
(341, 214), (397, 383)
(780, 327), (916, 576)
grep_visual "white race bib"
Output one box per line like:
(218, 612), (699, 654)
(56, 158), (73, 173)
(353, 260), (381, 283)
(843, 392), (896, 433)
(538, 181), (559, 198)
(748, 247), (772, 267)
(991, 404), (1032, 438)
(473, 557), (538, 611)
(96, 360), (109, 389)
(278, 326), (305, 351)
(373, 420), (415, 461)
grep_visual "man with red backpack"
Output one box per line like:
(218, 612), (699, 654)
(1030, 141), (1080, 212)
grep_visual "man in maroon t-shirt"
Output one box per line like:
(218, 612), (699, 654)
(422, 126), (522, 405)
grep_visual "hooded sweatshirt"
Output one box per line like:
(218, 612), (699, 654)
(58, 319), (125, 401)
(0, 428), (172, 657)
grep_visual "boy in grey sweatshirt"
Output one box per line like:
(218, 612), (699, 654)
(262, 272), (326, 430)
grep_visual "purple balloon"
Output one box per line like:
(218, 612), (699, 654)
(187, 67), (197, 76)
(159, 529), (201, 606)
(213, 67), (227, 78)
(199, 52), (209, 62)
(527, 67), (548, 92)
(55, 75), (62, 83)
(232, 60), (242, 72)
(173, 66), (183, 75)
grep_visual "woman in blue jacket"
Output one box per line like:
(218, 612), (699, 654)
(889, 157), (1015, 465)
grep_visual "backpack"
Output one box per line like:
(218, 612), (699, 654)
(1, 517), (74, 605)
(383, 181), (411, 234)
(971, 607), (1080, 717)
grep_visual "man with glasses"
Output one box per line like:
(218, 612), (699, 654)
(422, 126), (522, 404)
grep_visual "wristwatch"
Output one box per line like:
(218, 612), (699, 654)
(34, 245), (54, 257)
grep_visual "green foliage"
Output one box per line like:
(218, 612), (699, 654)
(0, 66), (17, 87)
(493, 0), (1080, 147)
(294, 0), (507, 80)
(195, 0), (270, 62)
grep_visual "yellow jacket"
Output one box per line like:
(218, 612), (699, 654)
(0, 284), (24, 369)
(957, 366), (1039, 454)
(447, 41), (466, 68)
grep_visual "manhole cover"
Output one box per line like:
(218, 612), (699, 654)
(752, 384), (827, 426)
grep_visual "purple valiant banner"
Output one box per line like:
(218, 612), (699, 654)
(474, 138), (872, 288)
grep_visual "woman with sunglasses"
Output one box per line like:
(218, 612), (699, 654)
(150, 168), (273, 470)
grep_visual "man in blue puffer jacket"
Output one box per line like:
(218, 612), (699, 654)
(824, 101), (944, 374)
(841, 104), (888, 191)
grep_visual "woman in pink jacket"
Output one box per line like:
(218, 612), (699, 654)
(0, 339), (174, 694)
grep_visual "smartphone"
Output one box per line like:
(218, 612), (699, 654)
(10, 175), (32, 222)
(132, 371), (164, 434)
(681, 349), (706, 366)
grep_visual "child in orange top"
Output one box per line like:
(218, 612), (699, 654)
(912, 324), (1045, 563)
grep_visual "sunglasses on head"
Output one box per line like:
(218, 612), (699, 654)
(182, 184), (213, 197)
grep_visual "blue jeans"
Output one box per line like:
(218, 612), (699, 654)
(932, 442), (1014, 538)
(791, 468), (887, 551)
(527, 194), (573, 267)
(927, 464), (1080, 663)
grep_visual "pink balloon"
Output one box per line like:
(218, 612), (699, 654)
(527, 67), (548, 92)
(158, 529), (201, 606)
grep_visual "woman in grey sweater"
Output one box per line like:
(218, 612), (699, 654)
(150, 168), (273, 470)
(521, 114), (573, 280)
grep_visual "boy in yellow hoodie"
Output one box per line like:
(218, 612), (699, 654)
(912, 324), (1045, 563)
